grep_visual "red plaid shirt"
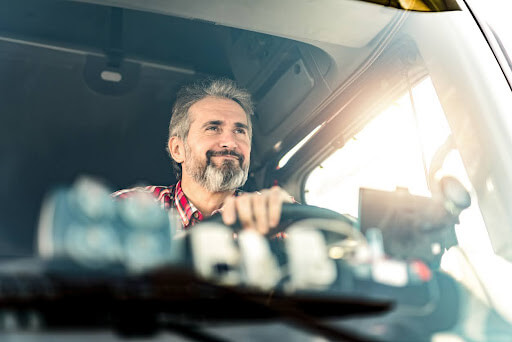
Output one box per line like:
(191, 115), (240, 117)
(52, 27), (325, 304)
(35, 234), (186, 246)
(112, 181), (241, 229)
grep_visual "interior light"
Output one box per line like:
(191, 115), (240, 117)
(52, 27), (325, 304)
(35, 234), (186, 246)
(100, 70), (122, 82)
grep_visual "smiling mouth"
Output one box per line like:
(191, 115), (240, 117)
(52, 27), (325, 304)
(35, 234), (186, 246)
(207, 150), (242, 160)
(214, 155), (238, 159)
(206, 150), (244, 167)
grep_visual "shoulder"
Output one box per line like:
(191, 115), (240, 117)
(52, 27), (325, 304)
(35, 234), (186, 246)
(112, 185), (176, 201)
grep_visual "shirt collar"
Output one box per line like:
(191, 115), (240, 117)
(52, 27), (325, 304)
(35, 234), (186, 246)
(174, 180), (203, 228)
(173, 181), (243, 228)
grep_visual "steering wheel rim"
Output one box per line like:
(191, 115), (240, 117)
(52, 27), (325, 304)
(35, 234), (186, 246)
(206, 203), (357, 235)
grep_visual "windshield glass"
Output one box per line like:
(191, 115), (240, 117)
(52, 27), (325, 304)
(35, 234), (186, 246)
(2, 0), (512, 341)
(305, 76), (493, 255)
(293, 2), (512, 259)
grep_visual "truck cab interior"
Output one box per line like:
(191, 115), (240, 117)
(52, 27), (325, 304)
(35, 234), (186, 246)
(2, 1), (512, 341)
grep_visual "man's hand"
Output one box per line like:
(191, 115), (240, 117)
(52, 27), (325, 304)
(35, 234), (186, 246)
(221, 186), (294, 234)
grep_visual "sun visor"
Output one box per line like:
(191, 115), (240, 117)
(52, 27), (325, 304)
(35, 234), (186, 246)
(257, 59), (314, 134)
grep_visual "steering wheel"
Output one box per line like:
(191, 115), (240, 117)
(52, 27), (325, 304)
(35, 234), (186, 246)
(204, 203), (360, 269)
(206, 203), (357, 237)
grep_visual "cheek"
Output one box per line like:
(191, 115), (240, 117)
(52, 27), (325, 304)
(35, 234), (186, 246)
(184, 144), (206, 163)
(237, 134), (250, 147)
(187, 135), (209, 153)
(196, 136), (219, 152)
(240, 143), (251, 162)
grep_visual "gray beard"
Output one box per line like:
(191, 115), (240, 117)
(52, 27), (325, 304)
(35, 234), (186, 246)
(183, 143), (249, 192)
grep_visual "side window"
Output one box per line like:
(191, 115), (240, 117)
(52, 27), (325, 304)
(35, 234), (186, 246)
(305, 77), (492, 253)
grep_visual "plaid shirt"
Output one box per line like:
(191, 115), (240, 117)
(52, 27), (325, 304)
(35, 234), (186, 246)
(112, 181), (241, 229)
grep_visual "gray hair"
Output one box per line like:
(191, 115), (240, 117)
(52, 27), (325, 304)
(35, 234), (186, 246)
(167, 77), (254, 179)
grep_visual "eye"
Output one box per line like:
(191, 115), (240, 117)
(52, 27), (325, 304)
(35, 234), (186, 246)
(206, 126), (219, 132)
(234, 128), (247, 135)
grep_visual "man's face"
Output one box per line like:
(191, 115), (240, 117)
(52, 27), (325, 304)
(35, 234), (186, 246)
(181, 96), (251, 192)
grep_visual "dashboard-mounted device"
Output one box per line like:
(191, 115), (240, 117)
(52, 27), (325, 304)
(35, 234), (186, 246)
(358, 180), (469, 266)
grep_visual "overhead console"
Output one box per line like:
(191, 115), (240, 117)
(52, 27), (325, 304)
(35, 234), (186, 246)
(226, 31), (331, 136)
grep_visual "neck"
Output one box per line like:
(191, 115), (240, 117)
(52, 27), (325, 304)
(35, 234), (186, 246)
(179, 175), (234, 217)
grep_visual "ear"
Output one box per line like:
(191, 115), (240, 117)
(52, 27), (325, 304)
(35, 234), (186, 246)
(168, 136), (186, 163)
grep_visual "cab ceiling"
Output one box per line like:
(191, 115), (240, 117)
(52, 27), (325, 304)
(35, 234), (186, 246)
(71, 0), (396, 48)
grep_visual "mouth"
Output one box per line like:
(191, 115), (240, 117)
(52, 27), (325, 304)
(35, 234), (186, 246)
(206, 150), (244, 167)
(214, 155), (239, 160)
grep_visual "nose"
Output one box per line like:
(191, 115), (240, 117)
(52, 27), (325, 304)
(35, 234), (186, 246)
(218, 131), (238, 149)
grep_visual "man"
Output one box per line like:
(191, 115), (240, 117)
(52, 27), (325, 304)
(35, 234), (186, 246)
(113, 78), (293, 234)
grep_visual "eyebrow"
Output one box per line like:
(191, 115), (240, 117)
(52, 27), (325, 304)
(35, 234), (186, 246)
(201, 120), (223, 128)
(234, 122), (249, 130)
(201, 120), (249, 130)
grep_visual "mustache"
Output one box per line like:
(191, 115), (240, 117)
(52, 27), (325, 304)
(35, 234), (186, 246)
(206, 149), (244, 165)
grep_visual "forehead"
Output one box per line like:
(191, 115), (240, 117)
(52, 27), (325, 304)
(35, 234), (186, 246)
(188, 96), (248, 126)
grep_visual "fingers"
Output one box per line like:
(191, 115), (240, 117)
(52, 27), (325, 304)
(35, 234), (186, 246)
(235, 194), (256, 231)
(221, 193), (258, 230)
(267, 186), (294, 228)
(221, 186), (293, 235)
(267, 186), (283, 229)
(252, 192), (269, 234)
(221, 196), (236, 226)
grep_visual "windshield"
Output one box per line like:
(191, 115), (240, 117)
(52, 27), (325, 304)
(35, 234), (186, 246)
(293, 2), (512, 259)
(280, 1), (512, 338)
(305, 76), (493, 255)
(2, 0), (512, 341)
